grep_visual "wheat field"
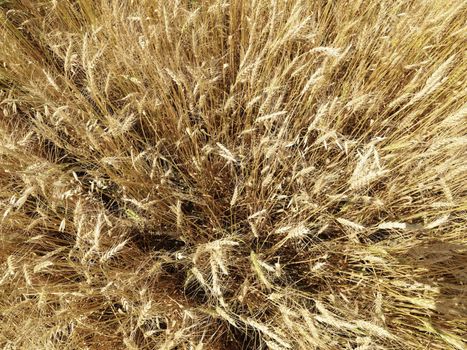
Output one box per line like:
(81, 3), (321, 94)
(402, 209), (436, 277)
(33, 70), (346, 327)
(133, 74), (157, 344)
(0, 0), (466, 349)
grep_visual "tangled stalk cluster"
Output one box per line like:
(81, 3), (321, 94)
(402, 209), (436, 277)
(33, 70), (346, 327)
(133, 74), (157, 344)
(1, 1), (466, 349)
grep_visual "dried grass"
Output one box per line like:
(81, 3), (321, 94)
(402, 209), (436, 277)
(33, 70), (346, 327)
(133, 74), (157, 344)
(0, 0), (466, 349)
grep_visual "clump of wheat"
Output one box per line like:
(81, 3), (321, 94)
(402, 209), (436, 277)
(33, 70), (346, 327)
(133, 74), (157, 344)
(1, 1), (466, 349)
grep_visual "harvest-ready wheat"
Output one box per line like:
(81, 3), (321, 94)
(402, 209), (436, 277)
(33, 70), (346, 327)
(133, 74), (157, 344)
(0, 1), (466, 349)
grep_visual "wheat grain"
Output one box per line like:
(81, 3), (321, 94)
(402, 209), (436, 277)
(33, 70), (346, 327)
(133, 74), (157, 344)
(0, 1), (464, 348)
